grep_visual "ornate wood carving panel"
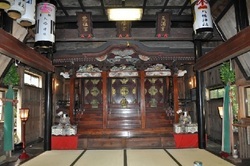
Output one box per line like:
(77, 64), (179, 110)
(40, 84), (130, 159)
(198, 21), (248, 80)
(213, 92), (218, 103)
(144, 77), (174, 128)
(82, 78), (103, 108)
(108, 78), (140, 129)
(76, 78), (103, 131)
(110, 78), (138, 105)
(144, 78), (165, 108)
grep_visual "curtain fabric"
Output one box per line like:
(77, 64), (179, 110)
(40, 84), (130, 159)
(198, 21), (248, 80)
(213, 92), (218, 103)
(222, 84), (231, 153)
(3, 86), (14, 151)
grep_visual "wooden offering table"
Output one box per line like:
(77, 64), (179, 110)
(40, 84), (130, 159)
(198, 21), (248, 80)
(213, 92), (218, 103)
(51, 135), (78, 150)
(173, 133), (198, 148)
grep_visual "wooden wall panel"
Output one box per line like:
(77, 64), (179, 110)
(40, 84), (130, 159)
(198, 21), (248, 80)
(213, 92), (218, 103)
(76, 111), (103, 130)
(146, 112), (173, 128)
(204, 65), (223, 88)
(78, 136), (175, 149)
(23, 86), (44, 143)
(108, 105), (141, 129)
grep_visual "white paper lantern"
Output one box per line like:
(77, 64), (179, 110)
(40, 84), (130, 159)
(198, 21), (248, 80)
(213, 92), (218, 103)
(35, 2), (56, 48)
(5, 0), (26, 20)
(191, 0), (213, 39)
(16, 0), (36, 27)
(0, 0), (14, 9)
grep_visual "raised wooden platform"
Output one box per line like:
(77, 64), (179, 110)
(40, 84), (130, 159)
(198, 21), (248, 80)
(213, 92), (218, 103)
(77, 128), (175, 149)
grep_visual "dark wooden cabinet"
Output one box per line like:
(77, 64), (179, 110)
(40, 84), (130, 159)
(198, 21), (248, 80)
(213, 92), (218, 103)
(68, 71), (182, 149)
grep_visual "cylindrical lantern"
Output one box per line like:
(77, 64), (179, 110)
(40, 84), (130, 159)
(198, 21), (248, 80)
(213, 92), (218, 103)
(0, 0), (14, 9)
(191, 0), (213, 40)
(35, 1), (56, 49)
(5, 0), (26, 20)
(19, 108), (29, 122)
(16, 0), (36, 27)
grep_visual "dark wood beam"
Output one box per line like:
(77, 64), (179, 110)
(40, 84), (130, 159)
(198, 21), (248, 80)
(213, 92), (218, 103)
(0, 29), (54, 72)
(178, 0), (190, 16)
(142, 0), (148, 15)
(100, 0), (106, 15)
(194, 26), (250, 71)
(215, 0), (233, 23)
(50, 28), (222, 42)
(161, 0), (170, 12)
(77, 0), (86, 12)
(56, 15), (193, 23)
(55, 0), (69, 16)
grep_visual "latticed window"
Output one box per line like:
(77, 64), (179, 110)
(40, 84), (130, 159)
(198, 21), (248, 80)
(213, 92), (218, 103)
(24, 71), (42, 88)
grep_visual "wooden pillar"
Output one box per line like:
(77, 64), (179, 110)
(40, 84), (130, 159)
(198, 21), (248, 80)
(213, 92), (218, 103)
(102, 71), (108, 129)
(0, 11), (13, 33)
(44, 54), (53, 151)
(173, 75), (179, 123)
(69, 75), (75, 124)
(195, 41), (206, 149)
(140, 71), (146, 129)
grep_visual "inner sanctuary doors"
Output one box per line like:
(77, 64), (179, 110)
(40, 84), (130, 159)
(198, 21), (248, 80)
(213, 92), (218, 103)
(108, 77), (140, 129)
(76, 75), (174, 132)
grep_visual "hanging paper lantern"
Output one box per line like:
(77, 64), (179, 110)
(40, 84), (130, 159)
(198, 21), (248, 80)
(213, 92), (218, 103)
(16, 0), (36, 27)
(5, 0), (26, 20)
(0, 0), (13, 9)
(191, 0), (213, 40)
(34, 1), (56, 49)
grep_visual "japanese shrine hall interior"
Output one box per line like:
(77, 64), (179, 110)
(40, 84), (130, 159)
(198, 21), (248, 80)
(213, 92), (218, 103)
(1, 0), (250, 152)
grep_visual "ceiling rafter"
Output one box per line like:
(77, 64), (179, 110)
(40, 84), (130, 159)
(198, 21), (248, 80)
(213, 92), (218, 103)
(178, 0), (190, 15)
(55, 0), (69, 16)
(161, 0), (170, 13)
(215, 0), (233, 23)
(142, 0), (148, 15)
(77, 0), (86, 12)
(100, 0), (106, 16)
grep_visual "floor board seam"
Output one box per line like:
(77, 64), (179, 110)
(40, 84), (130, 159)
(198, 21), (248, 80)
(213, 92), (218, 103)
(70, 150), (87, 166)
(164, 149), (182, 166)
(124, 149), (127, 166)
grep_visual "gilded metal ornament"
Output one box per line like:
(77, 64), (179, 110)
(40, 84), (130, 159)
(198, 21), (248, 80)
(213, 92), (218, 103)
(90, 87), (100, 96)
(159, 87), (163, 94)
(91, 79), (100, 84)
(120, 87), (129, 96)
(120, 78), (128, 84)
(148, 86), (158, 96)
(132, 88), (136, 94)
(120, 96), (128, 108)
(149, 78), (157, 84)
(84, 87), (89, 96)
(112, 88), (116, 95)
(91, 99), (99, 108)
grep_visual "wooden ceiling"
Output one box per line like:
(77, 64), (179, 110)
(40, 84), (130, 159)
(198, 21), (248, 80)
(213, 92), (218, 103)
(53, 0), (232, 29)
(24, 0), (233, 70)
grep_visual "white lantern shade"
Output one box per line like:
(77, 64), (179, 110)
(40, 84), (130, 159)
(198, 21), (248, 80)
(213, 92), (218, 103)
(17, 0), (36, 27)
(35, 2), (56, 48)
(5, 0), (26, 20)
(192, 0), (213, 34)
(0, 0), (14, 9)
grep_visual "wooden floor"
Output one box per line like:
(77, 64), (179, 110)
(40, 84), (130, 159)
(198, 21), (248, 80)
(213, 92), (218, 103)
(21, 148), (234, 166)
(0, 141), (242, 166)
(19, 149), (235, 166)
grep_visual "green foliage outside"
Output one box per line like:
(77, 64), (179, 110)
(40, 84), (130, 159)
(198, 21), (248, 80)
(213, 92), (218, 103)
(3, 64), (20, 86)
(219, 62), (235, 85)
(219, 61), (238, 123)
